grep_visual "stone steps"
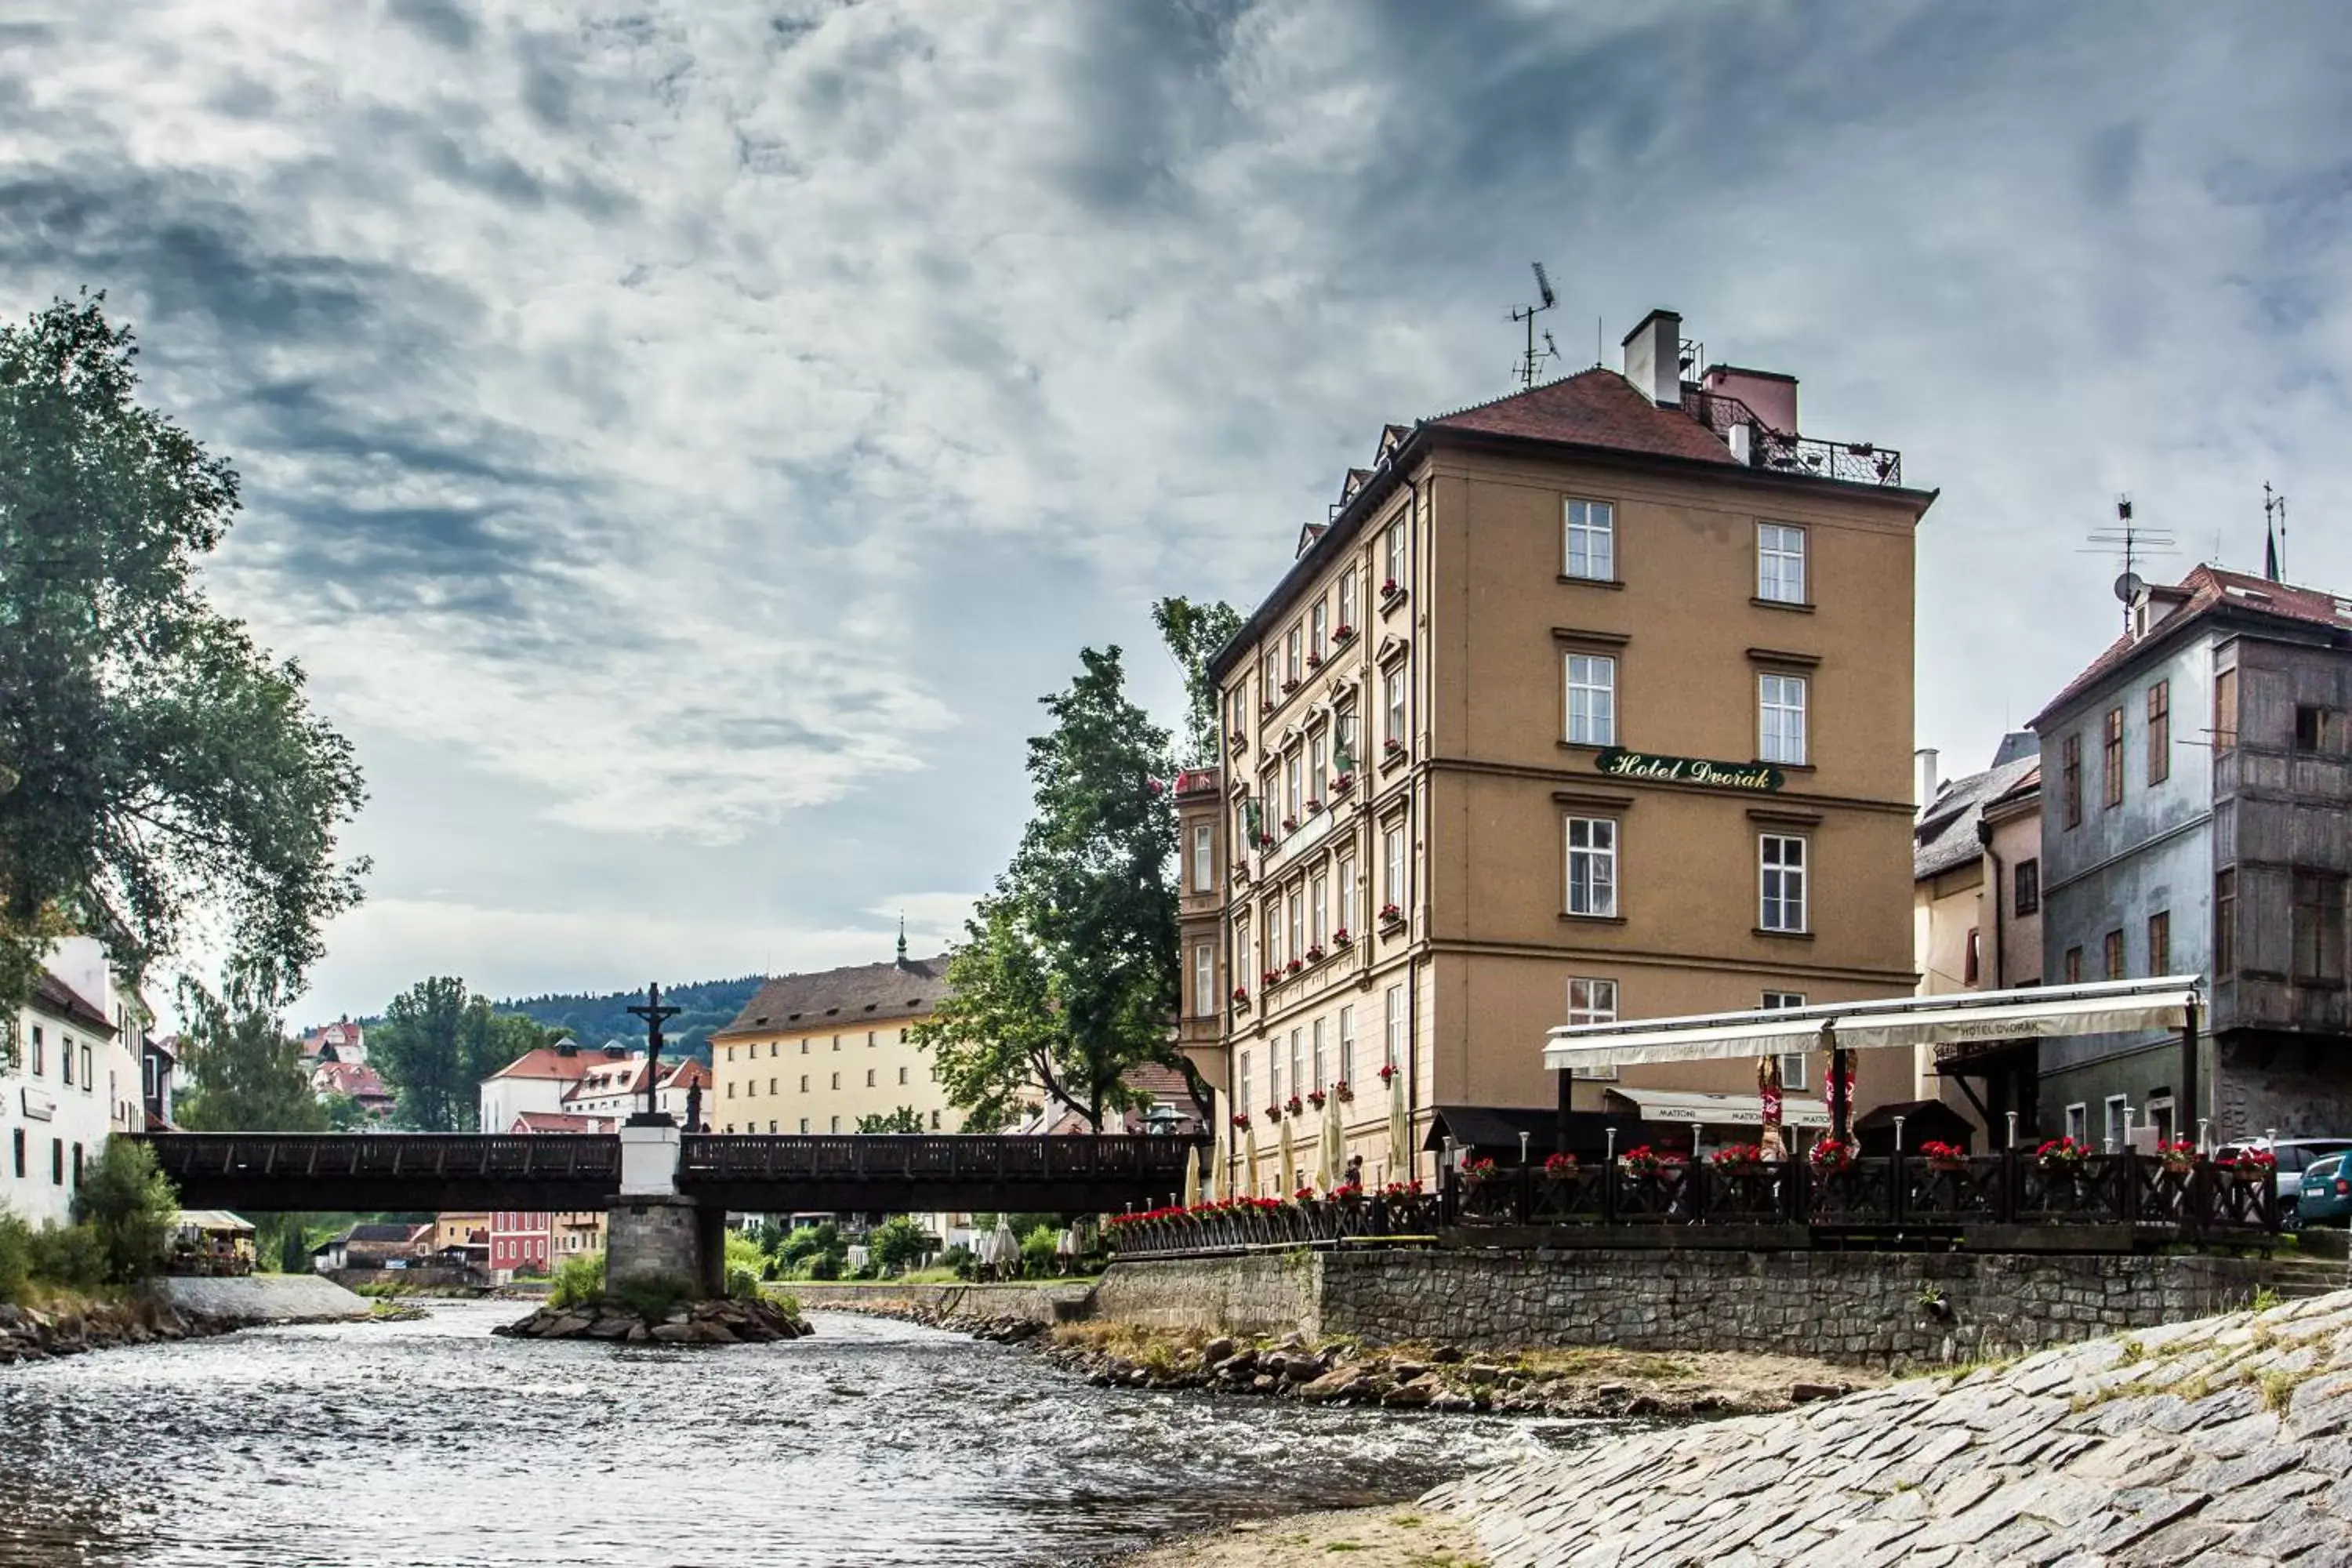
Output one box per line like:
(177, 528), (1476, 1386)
(2270, 1256), (2348, 1300)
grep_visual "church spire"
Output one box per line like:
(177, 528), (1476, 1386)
(896, 913), (908, 967)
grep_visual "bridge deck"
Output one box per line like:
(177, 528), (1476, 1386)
(135, 1131), (1204, 1214)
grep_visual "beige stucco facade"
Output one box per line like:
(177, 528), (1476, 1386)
(1192, 339), (1931, 1195)
(710, 956), (956, 1136)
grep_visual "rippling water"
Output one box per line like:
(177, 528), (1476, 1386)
(0, 1303), (1613, 1566)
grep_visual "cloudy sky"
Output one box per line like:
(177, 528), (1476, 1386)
(5, 2), (2350, 1023)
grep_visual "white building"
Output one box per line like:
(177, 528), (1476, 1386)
(3, 938), (147, 1228)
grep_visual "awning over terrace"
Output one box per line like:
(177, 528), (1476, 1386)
(1542, 976), (2203, 1073)
(1602, 1087), (1831, 1130)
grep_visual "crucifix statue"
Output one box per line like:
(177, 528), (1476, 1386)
(626, 982), (682, 1123)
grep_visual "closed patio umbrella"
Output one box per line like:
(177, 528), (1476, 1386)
(1318, 1093), (1345, 1191)
(1387, 1069), (1411, 1184)
(1279, 1114), (1297, 1198)
(1182, 1144), (1201, 1209)
(1243, 1121), (1260, 1196)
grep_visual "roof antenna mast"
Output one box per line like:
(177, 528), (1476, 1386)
(2264, 482), (2288, 583)
(2085, 494), (2175, 635)
(1510, 263), (1559, 390)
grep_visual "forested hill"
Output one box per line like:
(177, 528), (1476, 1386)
(494, 976), (765, 1065)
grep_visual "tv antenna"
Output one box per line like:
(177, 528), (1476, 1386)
(2264, 481), (2288, 581)
(2083, 495), (2175, 634)
(1511, 263), (1559, 389)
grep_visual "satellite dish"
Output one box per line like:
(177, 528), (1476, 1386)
(2114, 572), (2149, 609)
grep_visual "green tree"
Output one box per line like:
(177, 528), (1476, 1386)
(173, 989), (325, 1132)
(0, 295), (368, 1046)
(1152, 596), (1244, 765)
(853, 1105), (925, 1134)
(867, 1214), (933, 1275)
(373, 979), (552, 1131)
(72, 1137), (179, 1285)
(914, 647), (1179, 1130)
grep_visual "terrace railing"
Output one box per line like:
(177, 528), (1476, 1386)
(1105, 1151), (2277, 1258)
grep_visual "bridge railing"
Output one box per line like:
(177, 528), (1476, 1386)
(136, 1132), (622, 1183)
(677, 1133), (1203, 1189)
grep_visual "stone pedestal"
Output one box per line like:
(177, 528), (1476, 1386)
(607, 1195), (721, 1298)
(619, 1116), (681, 1197)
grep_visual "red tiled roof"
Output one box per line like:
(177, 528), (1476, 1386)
(485, 1047), (597, 1083)
(2032, 564), (2352, 728)
(659, 1058), (710, 1091)
(512, 1111), (605, 1134)
(1427, 368), (1743, 467)
(313, 1061), (391, 1100)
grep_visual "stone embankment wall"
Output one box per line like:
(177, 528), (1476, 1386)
(793, 1281), (1095, 1324)
(1095, 1249), (2288, 1371)
(1425, 1288), (2352, 1566)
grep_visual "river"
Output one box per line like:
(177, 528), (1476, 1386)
(0, 1302), (1610, 1566)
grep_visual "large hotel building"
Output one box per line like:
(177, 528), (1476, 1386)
(1178, 310), (1936, 1193)
(708, 943), (955, 1134)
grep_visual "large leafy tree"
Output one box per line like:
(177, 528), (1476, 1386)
(173, 987), (326, 1132)
(1152, 596), (1243, 766)
(372, 976), (555, 1131)
(0, 295), (367, 1035)
(915, 647), (1179, 1130)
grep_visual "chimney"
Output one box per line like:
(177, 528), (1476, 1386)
(1915, 748), (1940, 810)
(1620, 309), (1682, 407)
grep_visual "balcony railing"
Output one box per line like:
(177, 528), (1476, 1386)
(1682, 388), (1903, 488)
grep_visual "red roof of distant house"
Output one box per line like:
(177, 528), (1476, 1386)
(1426, 367), (1747, 467)
(512, 1112), (607, 1134)
(2033, 564), (2352, 728)
(486, 1047), (598, 1083)
(314, 1062), (391, 1101)
(660, 1058), (709, 1091)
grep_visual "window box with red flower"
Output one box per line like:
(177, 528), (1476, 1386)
(1230, 985), (1251, 1011)
(1377, 902), (1404, 929)
(1333, 1080), (1354, 1104)
(1305, 797), (1323, 815)
(1306, 1088), (1327, 1111)
(1227, 731), (1247, 755)
(1333, 623), (1355, 644)
(1292, 1186), (1319, 1205)
(1619, 1144), (1673, 1178)
(2034, 1136), (2091, 1174)
(1382, 736), (1406, 759)
(1918, 1140), (1968, 1172)
(1280, 815), (1298, 833)
(1306, 651), (1323, 670)
(1230, 1112), (1251, 1131)
(1542, 1152), (1578, 1179)
(1261, 969), (1282, 989)
(1329, 772), (1355, 797)
(2156, 1139), (2199, 1174)
(1379, 578), (1403, 602)
(1808, 1137), (1856, 1174)
(1377, 1062), (1398, 1085)
(1287, 957), (1303, 975)
(1255, 830), (1279, 850)
(1460, 1155), (1503, 1186)
(1305, 944), (1325, 964)
(1282, 677), (1301, 693)
(1260, 699), (1274, 716)
(2220, 1146), (2277, 1184)
(1710, 1142), (1768, 1173)
(1265, 1103), (1284, 1123)
(1284, 1095), (1304, 1118)
(1330, 927), (1352, 947)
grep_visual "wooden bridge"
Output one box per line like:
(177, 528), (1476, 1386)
(133, 1131), (1207, 1214)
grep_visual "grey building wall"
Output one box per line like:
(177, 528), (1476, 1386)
(2037, 633), (2214, 1139)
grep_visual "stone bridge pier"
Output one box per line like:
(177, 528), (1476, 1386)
(608, 1118), (726, 1298)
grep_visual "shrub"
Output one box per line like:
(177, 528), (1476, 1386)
(941, 1243), (976, 1281)
(724, 1230), (767, 1301)
(0, 1211), (29, 1303)
(72, 1138), (178, 1285)
(1019, 1223), (1059, 1279)
(800, 1251), (840, 1281)
(547, 1251), (605, 1308)
(609, 1270), (691, 1322)
(27, 1224), (104, 1290)
(869, 1215), (934, 1276)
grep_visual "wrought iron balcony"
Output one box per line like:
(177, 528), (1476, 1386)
(1682, 388), (1903, 488)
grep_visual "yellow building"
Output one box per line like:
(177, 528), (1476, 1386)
(708, 941), (955, 1134)
(1187, 309), (1935, 1192)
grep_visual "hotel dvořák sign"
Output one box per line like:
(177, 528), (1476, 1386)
(1593, 750), (1784, 793)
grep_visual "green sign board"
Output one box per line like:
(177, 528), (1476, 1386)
(1592, 749), (1785, 793)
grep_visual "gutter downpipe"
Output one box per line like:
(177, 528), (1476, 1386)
(1404, 474), (1424, 1190)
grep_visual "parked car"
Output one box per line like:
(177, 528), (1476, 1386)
(2216, 1138), (2352, 1225)
(2299, 1153), (2352, 1228)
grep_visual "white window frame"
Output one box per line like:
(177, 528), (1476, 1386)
(2064, 1102), (2087, 1142)
(1287, 625), (1304, 684)
(1338, 572), (1358, 631)
(1384, 985), (1404, 1069)
(1239, 1049), (1253, 1112)
(1383, 823), (1406, 908)
(1759, 833), (1808, 932)
(1758, 523), (1806, 604)
(1762, 992), (1807, 1087)
(1192, 823), (1214, 891)
(2103, 1094), (2129, 1152)
(1309, 872), (1329, 948)
(1284, 751), (1302, 823)
(1566, 654), (1617, 746)
(1288, 886), (1305, 961)
(1385, 667), (1406, 749)
(1566, 978), (1619, 1080)
(1289, 1029), (1305, 1102)
(1564, 498), (1615, 582)
(1338, 1004), (1356, 1085)
(1759, 673), (1808, 765)
(1193, 942), (1214, 1018)
(1309, 732), (1327, 800)
(1311, 1018), (1327, 1091)
(1334, 853), (1355, 935)
(1565, 816), (1618, 918)
(1310, 599), (1327, 660)
(1384, 519), (1406, 590)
